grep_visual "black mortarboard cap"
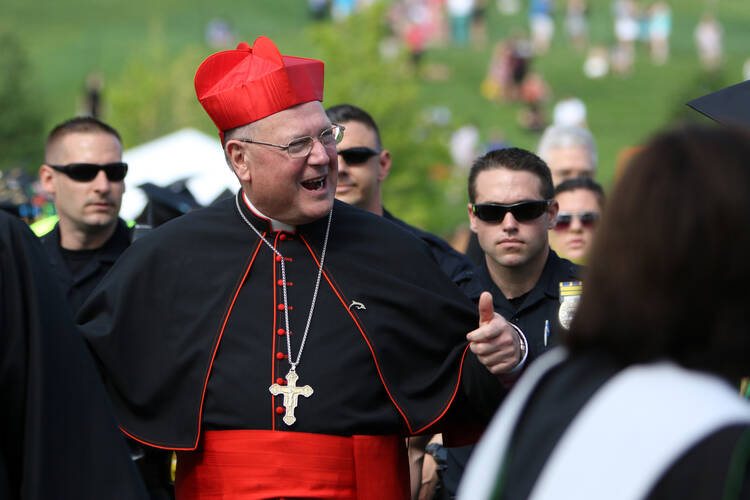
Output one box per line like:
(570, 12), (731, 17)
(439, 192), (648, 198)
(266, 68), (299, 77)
(686, 80), (750, 128)
(135, 180), (202, 227)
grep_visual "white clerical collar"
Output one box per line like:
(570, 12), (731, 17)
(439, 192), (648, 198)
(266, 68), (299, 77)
(243, 192), (295, 233)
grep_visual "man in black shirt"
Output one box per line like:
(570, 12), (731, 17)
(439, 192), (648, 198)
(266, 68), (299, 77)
(441, 147), (582, 496)
(37, 118), (172, 498)
(38, 117), (131, 314)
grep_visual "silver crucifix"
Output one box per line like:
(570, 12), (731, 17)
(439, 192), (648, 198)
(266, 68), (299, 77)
(269, 368), (314, 425)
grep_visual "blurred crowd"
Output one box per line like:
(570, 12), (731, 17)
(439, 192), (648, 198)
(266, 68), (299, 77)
(3, 4), (750, 500)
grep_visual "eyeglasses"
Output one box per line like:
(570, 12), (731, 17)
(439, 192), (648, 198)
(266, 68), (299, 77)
(236, 124), (345, 158)
(337, 146), (380, 165)
(472, 200), (550, 223)
(553, 211), (600, 231)
(48, 162), (128, 182)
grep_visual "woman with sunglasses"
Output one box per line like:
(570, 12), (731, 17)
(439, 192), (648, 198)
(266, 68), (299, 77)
(548, 177), (604, 264)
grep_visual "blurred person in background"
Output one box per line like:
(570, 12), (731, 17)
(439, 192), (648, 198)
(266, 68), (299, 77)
(647, 1), (672, 65)
(548, 177), (604, 264)
(447, 0), (475, 46)
(537, 124), (597, 187)
(565, 0), (588, 52)
(529, 0), (554, 54)
(694, 12), (723, 73)
(458, 124), (750, 499)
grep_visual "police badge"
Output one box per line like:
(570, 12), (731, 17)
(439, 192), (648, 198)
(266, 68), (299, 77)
(558, 281), (583, 330)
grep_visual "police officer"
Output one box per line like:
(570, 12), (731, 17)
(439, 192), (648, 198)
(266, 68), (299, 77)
(440, 147), (582, 496)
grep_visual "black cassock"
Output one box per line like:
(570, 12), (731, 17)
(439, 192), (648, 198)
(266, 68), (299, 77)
(79, 194), (503, 450)
(0, 211), (146, 499)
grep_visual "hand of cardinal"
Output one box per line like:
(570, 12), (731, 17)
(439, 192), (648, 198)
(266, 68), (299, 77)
(466, 291), (523, 376)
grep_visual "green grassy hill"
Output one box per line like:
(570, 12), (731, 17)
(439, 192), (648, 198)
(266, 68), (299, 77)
(3, 0), (748, 233)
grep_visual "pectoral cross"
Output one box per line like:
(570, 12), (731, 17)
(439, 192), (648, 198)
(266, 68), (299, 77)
(269, 369), (313, 426)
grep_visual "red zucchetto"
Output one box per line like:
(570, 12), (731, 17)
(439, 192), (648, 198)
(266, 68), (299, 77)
(194, 36), (324, 141)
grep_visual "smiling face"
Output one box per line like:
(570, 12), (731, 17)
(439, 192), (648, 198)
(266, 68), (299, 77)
(226, 101), (338, 225)
(549, 187), (602, 262)
(468, 167), (557, 275)
(39, 131), (124, 245)
(334, 120), (390, 215)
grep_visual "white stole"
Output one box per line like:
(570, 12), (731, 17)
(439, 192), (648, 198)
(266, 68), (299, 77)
(458, 348), (750, 500)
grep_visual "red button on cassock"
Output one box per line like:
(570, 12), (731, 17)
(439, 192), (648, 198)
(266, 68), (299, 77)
(276, 377), (285, 385)
(279, 234), (287, 240)
(275, 406), (285, 415)
(277, 304), (285, 311)
(277, 279), (284, 286)
(276, 352), (286, 360)
(277, 328), (286, 336)
(275, 255), (282, 262)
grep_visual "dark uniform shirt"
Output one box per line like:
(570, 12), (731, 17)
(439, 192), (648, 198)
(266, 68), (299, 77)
(40, 218), (131, 315)
(469, 249), (581, 358)
(442, 249), (581, 496)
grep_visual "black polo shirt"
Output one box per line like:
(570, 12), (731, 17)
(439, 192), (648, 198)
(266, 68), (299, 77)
(40, 218), (131, 315)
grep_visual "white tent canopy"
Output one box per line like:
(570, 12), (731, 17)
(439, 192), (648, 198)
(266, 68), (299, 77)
(120, 128), (240, 221)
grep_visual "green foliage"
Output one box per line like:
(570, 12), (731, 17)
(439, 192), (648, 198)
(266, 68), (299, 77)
(4, 0), (750, 234)
(309, 2), (462, 233)
(0, 31), (45, 172)
(106, 21), (208, 149)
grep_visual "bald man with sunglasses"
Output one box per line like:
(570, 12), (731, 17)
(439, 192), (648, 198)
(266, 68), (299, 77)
(38, 116), (131, 315)
(38, 117), (177, 498)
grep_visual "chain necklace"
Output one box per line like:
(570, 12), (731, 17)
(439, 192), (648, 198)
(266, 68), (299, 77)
(235, 192), (332, 371)
(235, 193), (333, 425)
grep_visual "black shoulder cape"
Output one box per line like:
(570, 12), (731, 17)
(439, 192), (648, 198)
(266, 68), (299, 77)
(79, 196), (502, 450)
(0, 212), (146, 499)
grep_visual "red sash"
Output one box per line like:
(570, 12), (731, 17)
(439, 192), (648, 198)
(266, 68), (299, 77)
(175, 430), (410, 499)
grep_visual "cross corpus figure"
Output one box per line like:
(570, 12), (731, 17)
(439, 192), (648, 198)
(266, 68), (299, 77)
(269, 368), (314, 425)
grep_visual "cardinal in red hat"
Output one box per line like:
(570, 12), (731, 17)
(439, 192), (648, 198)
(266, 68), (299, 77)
(79, 36), (525, 500)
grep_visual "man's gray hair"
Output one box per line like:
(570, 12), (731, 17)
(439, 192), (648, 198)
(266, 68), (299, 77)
(222, 122), (255, 170)
(537, 124), (598, 170)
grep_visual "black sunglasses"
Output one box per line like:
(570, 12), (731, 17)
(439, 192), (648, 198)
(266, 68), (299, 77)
(472, 200), (550, 223)
(48, 162), (128, 182)
(553, 211), (599, 231)
(337, 146), (380, 165)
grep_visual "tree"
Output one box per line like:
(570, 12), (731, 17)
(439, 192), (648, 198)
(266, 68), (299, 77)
(0, 31), (45, 173)
(308, 2), (466, 235)
(106, 21), (210, 149)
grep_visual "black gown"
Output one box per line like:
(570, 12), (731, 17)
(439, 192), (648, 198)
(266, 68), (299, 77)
(79, 194), (504, 450)
(0, 211), (147, 499)
(484, 351), (750, 499)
